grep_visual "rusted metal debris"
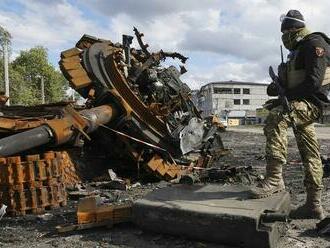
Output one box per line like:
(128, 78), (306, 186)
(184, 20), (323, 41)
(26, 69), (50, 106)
(77, 196), (132, 225)
(56, 195), (132, 233)
(0, 28), (227, 182)
(0, 151), (79, 216)
(58, 28), (227, 179)
(61, 151), (81, 187)
(0, 104), (115, 156)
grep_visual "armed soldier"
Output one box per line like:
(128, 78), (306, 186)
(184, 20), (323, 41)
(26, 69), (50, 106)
(250, 10), (330, 220)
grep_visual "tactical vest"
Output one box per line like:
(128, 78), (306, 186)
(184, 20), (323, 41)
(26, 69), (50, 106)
(286, 42), (330, 89)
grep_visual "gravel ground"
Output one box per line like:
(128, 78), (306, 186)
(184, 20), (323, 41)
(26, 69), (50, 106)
(1, 126), (330, 248)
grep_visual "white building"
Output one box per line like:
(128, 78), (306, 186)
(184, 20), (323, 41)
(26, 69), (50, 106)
(194, 81), (271, 124)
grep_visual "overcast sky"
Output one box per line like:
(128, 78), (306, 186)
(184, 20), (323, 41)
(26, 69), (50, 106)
(0, 0), (329, 89)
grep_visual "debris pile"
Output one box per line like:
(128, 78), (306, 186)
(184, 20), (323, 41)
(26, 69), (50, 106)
(0, 29), (229, 223)
(0, 28), (227, 182)
(59, 28), (227, 179)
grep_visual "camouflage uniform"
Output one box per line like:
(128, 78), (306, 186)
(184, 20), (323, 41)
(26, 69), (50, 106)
(264, 99), (323, 190)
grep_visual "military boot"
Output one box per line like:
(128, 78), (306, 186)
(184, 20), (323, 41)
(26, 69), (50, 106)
(249, 162), (285, 198)
(290, 189), (326, 220)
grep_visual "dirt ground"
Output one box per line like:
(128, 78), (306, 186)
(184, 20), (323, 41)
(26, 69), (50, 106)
(1, 126), (330, 248)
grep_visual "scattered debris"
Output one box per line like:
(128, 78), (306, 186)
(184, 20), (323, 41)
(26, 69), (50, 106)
(108, 169), (118, 181)
(68, 190), (93, 201)
(0, 204), (7, 220)
(129, 182), (142, 189)
(89, 169), (130, 190)
(177, 166), (261, 185)
(146, 154), (182, 180)
(77, 195), (131, 224)
(178, 172), (200, 185)
(57, 195), (132, 233)
(200, 165), (260, 184)
(91, 180), (128, 191)
(36, 213), (54, 221)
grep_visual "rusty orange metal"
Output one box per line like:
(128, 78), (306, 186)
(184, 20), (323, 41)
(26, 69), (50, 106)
(46, 118), (75, 145)
(146, 154), (182, 180)
(77, 196), (132, 225)
(0, 151), (80, 215)
(0, 117), (47, 132)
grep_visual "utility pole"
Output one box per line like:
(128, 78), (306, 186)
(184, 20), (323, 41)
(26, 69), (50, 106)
(0, 26), (11, 106)
(41, 76), (45, 104)
(36, 75), (45, 104)
(3, 39), (9, 105)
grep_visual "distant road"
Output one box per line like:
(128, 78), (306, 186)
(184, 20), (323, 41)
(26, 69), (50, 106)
(227, 125), (330, 140)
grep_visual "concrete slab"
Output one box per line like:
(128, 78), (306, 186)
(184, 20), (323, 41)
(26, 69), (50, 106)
(133, 184), (290, 248)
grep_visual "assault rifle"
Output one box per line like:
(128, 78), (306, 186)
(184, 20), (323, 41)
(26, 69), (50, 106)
(268, 65), (297, 133)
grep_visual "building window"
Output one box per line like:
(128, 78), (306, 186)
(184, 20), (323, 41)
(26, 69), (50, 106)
(234, 88), (240, 94)
(214, 87), (232, 94)
(243, 88), (250, 94)
(234, 99), (240, 105)
(243, 99), (250, 105)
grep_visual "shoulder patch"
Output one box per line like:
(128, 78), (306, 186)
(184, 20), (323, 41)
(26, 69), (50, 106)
(315, 47), (325, 57)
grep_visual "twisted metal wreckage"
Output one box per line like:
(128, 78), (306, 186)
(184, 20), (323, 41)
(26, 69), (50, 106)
(0, 28), (231, 215)
(0, 28), (228, 177)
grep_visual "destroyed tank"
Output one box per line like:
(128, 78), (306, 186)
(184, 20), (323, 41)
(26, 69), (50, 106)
(0, 28), (227, 181)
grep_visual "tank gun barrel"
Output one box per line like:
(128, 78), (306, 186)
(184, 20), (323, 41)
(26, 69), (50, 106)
(0, 125), (53, 156)
(0, 104), (116, 157)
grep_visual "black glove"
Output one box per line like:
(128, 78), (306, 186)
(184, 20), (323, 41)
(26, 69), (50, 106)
(267, 82), (279, 96)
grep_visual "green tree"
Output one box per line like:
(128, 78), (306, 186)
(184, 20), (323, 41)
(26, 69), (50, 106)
(10, 46), (69, 105)
(0, 59), (30, 104)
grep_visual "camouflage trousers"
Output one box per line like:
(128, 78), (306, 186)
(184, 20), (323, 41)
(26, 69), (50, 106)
(264, 99), (323, 190)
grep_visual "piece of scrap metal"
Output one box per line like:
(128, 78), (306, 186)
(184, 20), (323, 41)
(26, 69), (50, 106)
(56, 195), (132, 233)
(0, 204), (7, 220)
